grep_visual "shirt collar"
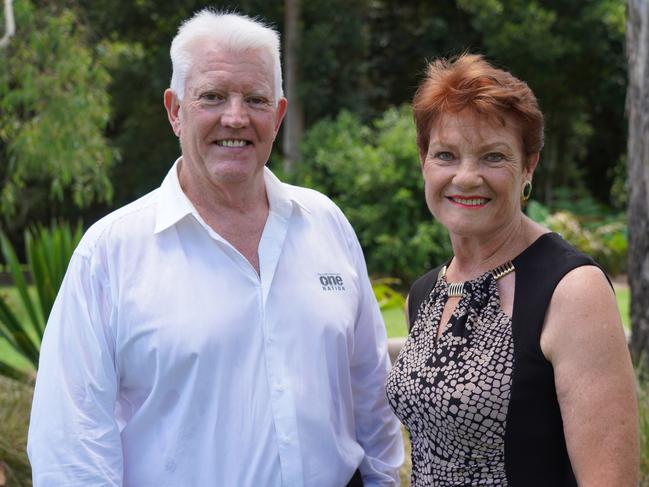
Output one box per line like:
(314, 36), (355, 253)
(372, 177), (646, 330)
(154, 158), (311, 234)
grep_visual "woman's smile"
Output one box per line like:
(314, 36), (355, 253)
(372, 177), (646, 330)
(446, 195), (490, 208)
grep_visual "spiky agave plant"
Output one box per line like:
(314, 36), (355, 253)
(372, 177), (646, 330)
(0, 222), (82, 382)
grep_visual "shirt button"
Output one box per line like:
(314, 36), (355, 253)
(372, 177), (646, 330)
(275, 382), (285, 392)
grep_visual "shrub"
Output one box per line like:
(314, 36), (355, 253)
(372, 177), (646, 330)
(290, 106), (452, 286)
(527, 201), (627, 276)
(0, 222), (82, 381)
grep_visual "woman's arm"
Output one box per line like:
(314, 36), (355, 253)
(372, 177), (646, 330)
(541, 265), (639, 486)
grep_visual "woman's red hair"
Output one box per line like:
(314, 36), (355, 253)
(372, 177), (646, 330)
(413, 54), (544, 163)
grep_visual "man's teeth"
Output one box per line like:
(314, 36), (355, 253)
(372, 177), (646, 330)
(217, 139), (248, 147)
(453, 197), (487, 205)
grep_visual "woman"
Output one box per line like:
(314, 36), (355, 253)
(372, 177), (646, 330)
(386, 54), (638, 486)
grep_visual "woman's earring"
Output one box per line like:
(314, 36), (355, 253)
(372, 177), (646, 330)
(521, 180), (532, 201)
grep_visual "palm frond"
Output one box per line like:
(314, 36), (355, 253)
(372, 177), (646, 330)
(0, 222), (82, 381)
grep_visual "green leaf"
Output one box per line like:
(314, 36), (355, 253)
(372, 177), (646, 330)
(0, 222), (82, 381)
(0, 359), (32, 383)
(0, 233), (41, 336)
(0, 297), (39, 367)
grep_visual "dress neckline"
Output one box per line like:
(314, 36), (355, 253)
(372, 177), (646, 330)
(438, 261), (515, 297)
(438, 232), (555, 298)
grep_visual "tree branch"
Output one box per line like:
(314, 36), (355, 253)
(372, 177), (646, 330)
(0, 0), (16, 49)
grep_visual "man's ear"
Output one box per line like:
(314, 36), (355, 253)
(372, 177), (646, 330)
(164, 89), (182, 137)
(273, 97), (288, 134)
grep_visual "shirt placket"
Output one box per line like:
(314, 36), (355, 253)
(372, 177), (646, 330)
(259, 208), (304, 487)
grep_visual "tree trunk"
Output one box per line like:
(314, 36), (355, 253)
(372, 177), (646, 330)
(0, 0), (16, 49)
(282, 0), (303, 173)
(626, 0), (649, 363)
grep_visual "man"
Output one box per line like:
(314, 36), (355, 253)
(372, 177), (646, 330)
(27, 9), (403, 486)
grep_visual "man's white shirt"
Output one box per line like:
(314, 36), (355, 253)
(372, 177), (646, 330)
(28, 160), (403, 486)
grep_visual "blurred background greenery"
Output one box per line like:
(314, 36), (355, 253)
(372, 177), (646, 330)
(0, 0), (642, 485)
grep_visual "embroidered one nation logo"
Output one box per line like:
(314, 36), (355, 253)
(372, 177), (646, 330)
(318, 273), (346, 291)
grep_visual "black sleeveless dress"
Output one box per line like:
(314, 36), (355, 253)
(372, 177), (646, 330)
(386, 233), (603, 486)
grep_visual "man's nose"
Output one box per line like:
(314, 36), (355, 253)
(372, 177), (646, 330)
(221, 98), (249, 128)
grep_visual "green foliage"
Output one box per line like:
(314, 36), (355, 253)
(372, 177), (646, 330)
(609, 154), (628, 210)
(550, 186), (610, 218)
(0, 222), (82, 381)
(373, 278), (406, 311)
(374, 278), (408, 338)
(525, 200), (551, 224)
(616, 286), (630, 332)
(0, 377), (32, 486)
(291, 106), (452, 285)
(528, 200), (628, 276)
(0, 1), (115, 224)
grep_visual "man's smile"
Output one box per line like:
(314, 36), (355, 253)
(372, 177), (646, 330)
(215, 139), (252, 147)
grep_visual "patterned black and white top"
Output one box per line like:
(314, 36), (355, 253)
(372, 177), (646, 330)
(386, 233), (603, 487)
(387, 269), (514, 486)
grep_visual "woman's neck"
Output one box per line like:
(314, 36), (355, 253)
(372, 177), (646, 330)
(447, 214), (546, 282)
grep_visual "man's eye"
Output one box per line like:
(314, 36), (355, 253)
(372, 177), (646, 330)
(484, 152), (505, 163)
(435, 151), (454, 162)
(201, 93), (223, 102)
(247, 96), (269, 106)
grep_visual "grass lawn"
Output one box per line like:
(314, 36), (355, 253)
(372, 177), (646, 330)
(383, 306), (409, 338)
(616, 285), (630, 331)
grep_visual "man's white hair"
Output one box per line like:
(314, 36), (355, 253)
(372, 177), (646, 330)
(169, 9), (283, 103)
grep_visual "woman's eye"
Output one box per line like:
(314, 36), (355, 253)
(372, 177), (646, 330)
(485, 152), (505, 163)
(435, 151), (454, 162)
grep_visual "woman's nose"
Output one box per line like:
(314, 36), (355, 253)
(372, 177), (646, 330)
(452, 159), (483, 188)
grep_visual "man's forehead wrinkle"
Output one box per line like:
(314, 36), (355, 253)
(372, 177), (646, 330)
(184, 57), (274, 98)
(185, 68), (274, 100)
(190, 71), (272, 90)
(186, 41), (274, 75)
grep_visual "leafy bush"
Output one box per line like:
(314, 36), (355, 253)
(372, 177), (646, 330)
(527, 201), (627, 276)
(550, 186), (609, 219)
(0, 222), (82, 381)
(290, 106), (452, 286)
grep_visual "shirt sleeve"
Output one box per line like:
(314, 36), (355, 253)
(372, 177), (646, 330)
(27, 249), (123, 486)
(345, 222), (404, 486)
